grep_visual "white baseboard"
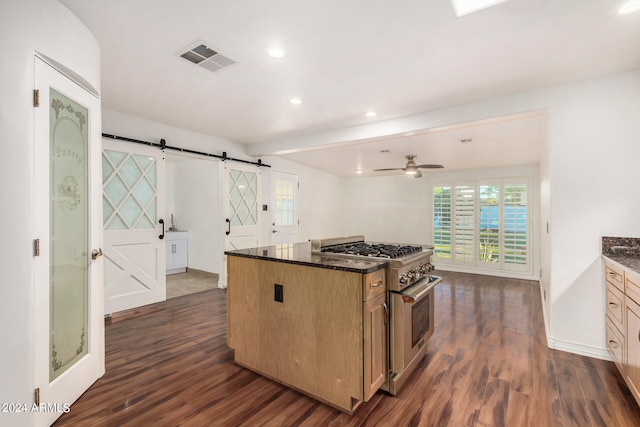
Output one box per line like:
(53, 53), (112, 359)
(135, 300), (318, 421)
(547, 336), (612, 361)
(435, 264), (539, 281)
(218, 279), (227, 289)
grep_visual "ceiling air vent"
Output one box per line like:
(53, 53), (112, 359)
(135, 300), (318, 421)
(179, 43), (237, 73)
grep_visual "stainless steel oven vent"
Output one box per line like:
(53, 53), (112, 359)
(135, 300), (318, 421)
(178, 43), (237, 73)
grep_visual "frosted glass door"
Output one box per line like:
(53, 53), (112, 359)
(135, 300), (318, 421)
(35, 56), (104, 427)
(49, 88), (89, 381)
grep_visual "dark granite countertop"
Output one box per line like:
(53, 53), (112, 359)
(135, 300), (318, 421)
(602, 255), (640, 275)
(602, 236), (640, 275)
(225, 241), (388, 274)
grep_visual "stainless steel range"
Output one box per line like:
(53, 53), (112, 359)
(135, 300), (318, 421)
(311, 235), (442, 395)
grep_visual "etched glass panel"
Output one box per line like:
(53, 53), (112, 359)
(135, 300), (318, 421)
(49, 88), (88, 381)
(120, 156), (142, 187)
(228, 169), (257, 226)
(103, 150), (157, 229)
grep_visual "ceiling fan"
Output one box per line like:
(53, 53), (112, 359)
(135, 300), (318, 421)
(374, 155), (444, 178)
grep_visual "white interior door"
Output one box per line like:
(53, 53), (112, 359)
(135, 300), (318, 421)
(102, 139), (166, 314)
(34, 57), (104, 426)
(270, 171), (299, 245)
(223, 162), (261, 251)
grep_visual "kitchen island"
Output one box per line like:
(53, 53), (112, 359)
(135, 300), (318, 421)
(225, 242), (388, 414)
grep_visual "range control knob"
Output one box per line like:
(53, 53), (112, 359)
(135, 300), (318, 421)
(407, 269), (417, 281)
(399, 274), (409, 285)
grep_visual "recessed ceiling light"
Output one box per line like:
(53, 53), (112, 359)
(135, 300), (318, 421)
(267, 47), (287, 59)
(450, 0), (511, 17)
(289, 98), (302, 105)
(620, 0), (640, 14)
(365, 111), (377, 117)
(355, 169), (363, 174)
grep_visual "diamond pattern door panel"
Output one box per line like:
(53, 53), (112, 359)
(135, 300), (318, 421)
(103, 150), (157, 230)
(229, 169), (257, 226)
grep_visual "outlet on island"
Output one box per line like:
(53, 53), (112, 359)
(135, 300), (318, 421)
(274, 284), (284, 303)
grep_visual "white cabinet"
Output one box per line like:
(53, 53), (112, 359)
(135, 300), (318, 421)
(166, 231), (188, 275)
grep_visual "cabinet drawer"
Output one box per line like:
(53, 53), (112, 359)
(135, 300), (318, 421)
(606, 280), (625, 331)
(605, 260), (625, 291)
(626, 269), (640, 306)
(606, 317), (625, 371)
(363, 268), (386, 301)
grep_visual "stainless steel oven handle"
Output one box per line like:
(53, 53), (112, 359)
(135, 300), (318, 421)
(400, 276), (441, 304)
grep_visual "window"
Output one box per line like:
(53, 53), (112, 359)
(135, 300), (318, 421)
(432, 179), (531, 273)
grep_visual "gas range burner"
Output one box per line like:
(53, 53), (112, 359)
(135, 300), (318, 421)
(321, 242), (423, 259)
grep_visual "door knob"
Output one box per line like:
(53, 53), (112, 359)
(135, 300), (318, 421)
(91, 248), (103, 260)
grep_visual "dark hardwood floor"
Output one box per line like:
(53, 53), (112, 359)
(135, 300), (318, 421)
(54, 271), (640, 426)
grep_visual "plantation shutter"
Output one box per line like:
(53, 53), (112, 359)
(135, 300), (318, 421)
(453, 185), (475, 263)
(503, 182), (529, 271)
(432, 179), (531, 274)
(433, 186), (451, 259)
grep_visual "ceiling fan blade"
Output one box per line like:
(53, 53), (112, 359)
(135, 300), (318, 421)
(373, 168), (404, 171)
(416, 164), (444, 169)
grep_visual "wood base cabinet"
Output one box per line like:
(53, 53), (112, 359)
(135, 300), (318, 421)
(227, 256), (387, 414)
(627, 297), (640, 403)
(603, 257), (640, 407)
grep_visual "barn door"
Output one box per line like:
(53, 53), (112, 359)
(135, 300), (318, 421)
(102, 138), (166, 314)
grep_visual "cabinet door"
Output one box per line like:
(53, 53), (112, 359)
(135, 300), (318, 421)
(364, 292), (387, 401)
(165, 241), (174, 270)
(173, 239), (188, 268)
(626, 298), (640, 405)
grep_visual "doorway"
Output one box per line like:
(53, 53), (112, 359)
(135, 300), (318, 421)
(165, 154), (221, 297)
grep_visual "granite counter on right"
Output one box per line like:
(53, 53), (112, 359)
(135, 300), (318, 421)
(602, 236), (640, 407)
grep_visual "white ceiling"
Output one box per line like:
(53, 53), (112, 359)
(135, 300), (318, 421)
(59, 0), (640, 176)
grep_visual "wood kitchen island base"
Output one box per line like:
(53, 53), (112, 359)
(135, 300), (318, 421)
(226, 252), (387, 414)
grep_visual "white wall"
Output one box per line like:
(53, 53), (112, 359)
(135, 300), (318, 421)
(0, 1), (100, 425)
(173, 158), (221, 274)
(166, 161), (176, 220)
(342, 174), (430, 244)
(545, 72), (640, 357)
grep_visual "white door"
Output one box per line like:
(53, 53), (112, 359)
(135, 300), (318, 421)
(270, 171), (299, 245)
(102, 139), (166, 314)
(223, 162), (261, 251)
(34, 57), (104, 426)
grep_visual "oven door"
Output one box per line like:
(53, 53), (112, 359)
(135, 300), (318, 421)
(390, 276), (439, 375)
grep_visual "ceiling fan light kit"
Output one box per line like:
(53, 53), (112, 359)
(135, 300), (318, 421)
(373, 155), (444, 179)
